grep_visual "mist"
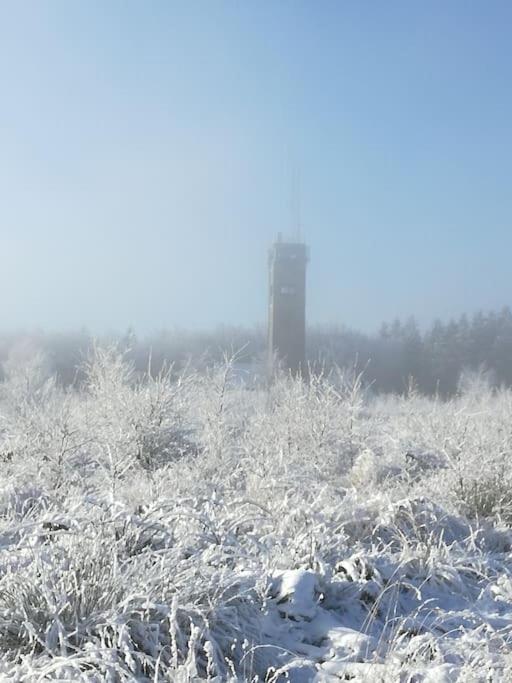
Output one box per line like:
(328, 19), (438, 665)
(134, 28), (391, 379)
(2, 1), (512, 336)
(4, 3), (512, 679)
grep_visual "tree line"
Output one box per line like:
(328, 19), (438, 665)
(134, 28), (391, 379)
(1, 306), (512, 396)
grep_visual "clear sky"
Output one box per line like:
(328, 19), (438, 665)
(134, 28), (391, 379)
(1, 1), (512, 334)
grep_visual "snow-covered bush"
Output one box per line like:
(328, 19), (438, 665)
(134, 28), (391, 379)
(0, 346), (512, 679)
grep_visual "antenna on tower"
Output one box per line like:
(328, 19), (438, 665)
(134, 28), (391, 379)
(289, 161), (302, 243)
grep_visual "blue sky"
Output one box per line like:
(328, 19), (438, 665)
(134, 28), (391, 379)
(1, 1), (512, 334)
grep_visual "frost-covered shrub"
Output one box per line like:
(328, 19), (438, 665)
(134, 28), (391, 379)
(1, 346), (512, 679)
(81, 345), (198, 499)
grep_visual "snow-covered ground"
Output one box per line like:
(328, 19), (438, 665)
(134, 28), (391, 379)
(0, 348), (512, 680)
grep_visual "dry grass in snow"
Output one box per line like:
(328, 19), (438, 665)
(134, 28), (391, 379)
(0, 348), (512, 681)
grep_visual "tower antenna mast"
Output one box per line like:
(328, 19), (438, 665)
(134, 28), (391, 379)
(288, 152), (302, 243)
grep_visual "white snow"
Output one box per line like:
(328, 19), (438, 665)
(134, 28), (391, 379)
(0, 348), (511, 680)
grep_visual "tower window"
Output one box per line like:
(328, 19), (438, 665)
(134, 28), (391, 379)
(280, 285), (296, 295)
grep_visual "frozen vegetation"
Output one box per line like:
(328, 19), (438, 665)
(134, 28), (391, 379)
(1, 347), (512, 680)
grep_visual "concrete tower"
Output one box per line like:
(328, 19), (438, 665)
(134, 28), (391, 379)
(268, 235), (309, 376)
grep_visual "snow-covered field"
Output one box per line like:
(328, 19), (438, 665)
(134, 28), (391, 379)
(1, 347), (512, 681)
